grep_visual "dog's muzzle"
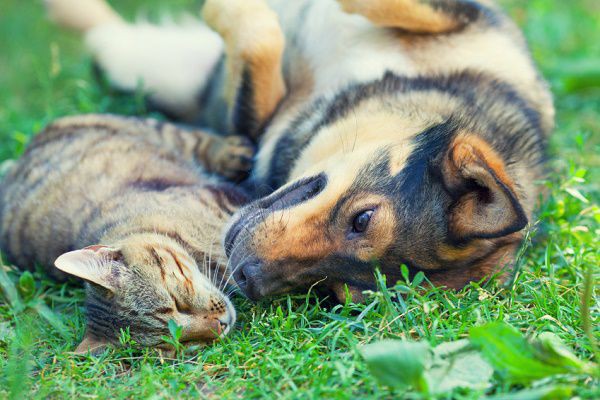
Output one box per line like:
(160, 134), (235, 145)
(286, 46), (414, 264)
(224, 174), (327, 299)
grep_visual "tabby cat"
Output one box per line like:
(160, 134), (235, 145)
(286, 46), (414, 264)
(0, 114), (254, 352)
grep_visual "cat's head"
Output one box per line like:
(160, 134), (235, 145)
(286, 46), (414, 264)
(54, 234), (235, 354)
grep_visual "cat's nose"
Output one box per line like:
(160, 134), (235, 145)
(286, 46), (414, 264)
(218, 313), (233, 335)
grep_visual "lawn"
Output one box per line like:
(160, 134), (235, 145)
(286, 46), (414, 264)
(0, 0), (598, 398)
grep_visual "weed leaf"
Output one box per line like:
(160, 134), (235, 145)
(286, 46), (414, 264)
(470, 322), (592, 384)
(0, 265), (22, 311)
(32, 301), (70, 339)
(361, 339), (430, 392)
(17, 271), (36, 301)
(361, 338), (494, 394)
(168, 319), (182, 342)
(428, 339), (493, 393)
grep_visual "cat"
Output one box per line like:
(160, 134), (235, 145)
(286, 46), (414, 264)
(0, 114), (254, 353)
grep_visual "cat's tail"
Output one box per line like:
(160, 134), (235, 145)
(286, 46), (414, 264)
(44, 0), (123, 32)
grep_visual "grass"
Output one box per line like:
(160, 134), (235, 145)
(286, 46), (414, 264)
(0, 0), (598, 398)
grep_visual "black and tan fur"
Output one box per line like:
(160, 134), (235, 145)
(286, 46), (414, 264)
(46, 0), (554, 302)
(0, 115), (253, 351)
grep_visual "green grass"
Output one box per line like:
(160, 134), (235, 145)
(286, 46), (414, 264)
(0, 0), (598, 398)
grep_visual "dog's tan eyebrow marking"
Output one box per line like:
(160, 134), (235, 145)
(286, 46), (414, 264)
(329, 194), (354, 225)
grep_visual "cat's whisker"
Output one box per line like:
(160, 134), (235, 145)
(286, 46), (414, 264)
(218, 226), (253, 291)
(206, 236), (216, 285)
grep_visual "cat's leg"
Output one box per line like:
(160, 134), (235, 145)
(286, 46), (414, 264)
(337, 0), (491, 33)
(45, 114), (254, 181)
(116, 117), (256, 181)
(202, 0), (286, 139)
(189, 131), (255, 182)
(44, 0), (224, 122)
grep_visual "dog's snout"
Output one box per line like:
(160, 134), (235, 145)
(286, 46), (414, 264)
(259, 173), (327, 210)
(232, 263), (248, 287)
(225, 174), (328, 299)
(233, 262), (263, 301)
(224, 173), (327, 257)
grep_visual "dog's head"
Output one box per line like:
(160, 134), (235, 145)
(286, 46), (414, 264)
(225, 79), (538, 302)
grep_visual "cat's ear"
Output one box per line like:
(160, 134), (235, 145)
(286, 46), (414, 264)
(442, 135), (528, 242)
(73, 332), (111, 355)
(54, 245), (124, 291)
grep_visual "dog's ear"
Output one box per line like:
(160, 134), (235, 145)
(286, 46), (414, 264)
(54, 245), (124, 291)
(442, 135), (528, 242)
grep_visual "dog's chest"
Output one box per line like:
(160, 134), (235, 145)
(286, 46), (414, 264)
(269, 0), (416, 95)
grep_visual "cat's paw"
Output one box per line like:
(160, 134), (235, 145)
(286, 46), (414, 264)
(209, 135), (255, 181)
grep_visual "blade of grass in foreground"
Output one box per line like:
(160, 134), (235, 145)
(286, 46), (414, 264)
(4, 315), (35, 400)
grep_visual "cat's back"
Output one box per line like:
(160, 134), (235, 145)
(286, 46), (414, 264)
(0, 115), (204, 271)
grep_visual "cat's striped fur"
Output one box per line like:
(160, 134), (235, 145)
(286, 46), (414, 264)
(0, 114), (252, 352)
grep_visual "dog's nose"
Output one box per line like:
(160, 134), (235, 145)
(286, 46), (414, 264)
(233, 262), (263, 301)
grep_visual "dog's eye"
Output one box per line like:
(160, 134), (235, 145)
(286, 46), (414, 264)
(352, 210), (374, 233)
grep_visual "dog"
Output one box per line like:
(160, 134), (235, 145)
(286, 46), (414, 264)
(46, 0), (554, 302)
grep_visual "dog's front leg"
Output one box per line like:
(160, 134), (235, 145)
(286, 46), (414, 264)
(203, 0), (286, 140)
(338, 0), (488, 33)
